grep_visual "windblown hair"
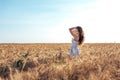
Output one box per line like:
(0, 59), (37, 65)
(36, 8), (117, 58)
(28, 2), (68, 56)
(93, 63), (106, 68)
(76, 26), (85, 45)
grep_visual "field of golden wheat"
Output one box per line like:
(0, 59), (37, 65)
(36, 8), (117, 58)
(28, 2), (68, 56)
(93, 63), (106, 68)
(0, 43), (119, 80)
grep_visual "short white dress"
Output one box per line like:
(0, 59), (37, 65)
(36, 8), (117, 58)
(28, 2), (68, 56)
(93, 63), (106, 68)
(70, 39), (80, 56)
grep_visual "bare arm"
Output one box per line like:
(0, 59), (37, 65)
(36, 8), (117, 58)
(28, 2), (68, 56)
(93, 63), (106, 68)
(69, 27), (76, 36)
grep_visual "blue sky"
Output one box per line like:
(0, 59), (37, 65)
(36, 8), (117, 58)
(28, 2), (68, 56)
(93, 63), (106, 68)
(0, 0), (120, 43)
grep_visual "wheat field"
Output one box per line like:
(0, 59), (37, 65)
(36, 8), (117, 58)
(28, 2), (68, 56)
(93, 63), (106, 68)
(0, 43), (119, 80)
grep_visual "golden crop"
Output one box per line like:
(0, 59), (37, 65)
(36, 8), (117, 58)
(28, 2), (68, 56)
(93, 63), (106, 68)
(0, 43), (119, 80)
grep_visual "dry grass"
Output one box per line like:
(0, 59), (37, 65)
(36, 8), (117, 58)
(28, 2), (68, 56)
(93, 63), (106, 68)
(0, 43), (119, 80)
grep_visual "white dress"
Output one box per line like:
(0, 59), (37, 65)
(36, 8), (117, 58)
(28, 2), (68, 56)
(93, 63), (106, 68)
(70, 39), (80, 56)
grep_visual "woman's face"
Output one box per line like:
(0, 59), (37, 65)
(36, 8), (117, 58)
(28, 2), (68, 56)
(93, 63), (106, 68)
(72, 28), (79, 37)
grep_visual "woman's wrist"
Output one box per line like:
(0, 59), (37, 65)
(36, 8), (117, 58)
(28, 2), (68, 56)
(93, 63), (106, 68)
(69, 27), (76, 30)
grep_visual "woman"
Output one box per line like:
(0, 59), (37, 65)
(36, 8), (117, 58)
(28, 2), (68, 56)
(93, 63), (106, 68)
(69, 26), (84, 57)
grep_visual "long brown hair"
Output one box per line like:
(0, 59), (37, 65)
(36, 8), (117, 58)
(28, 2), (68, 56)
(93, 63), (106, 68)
(76, 26), (84, 45)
